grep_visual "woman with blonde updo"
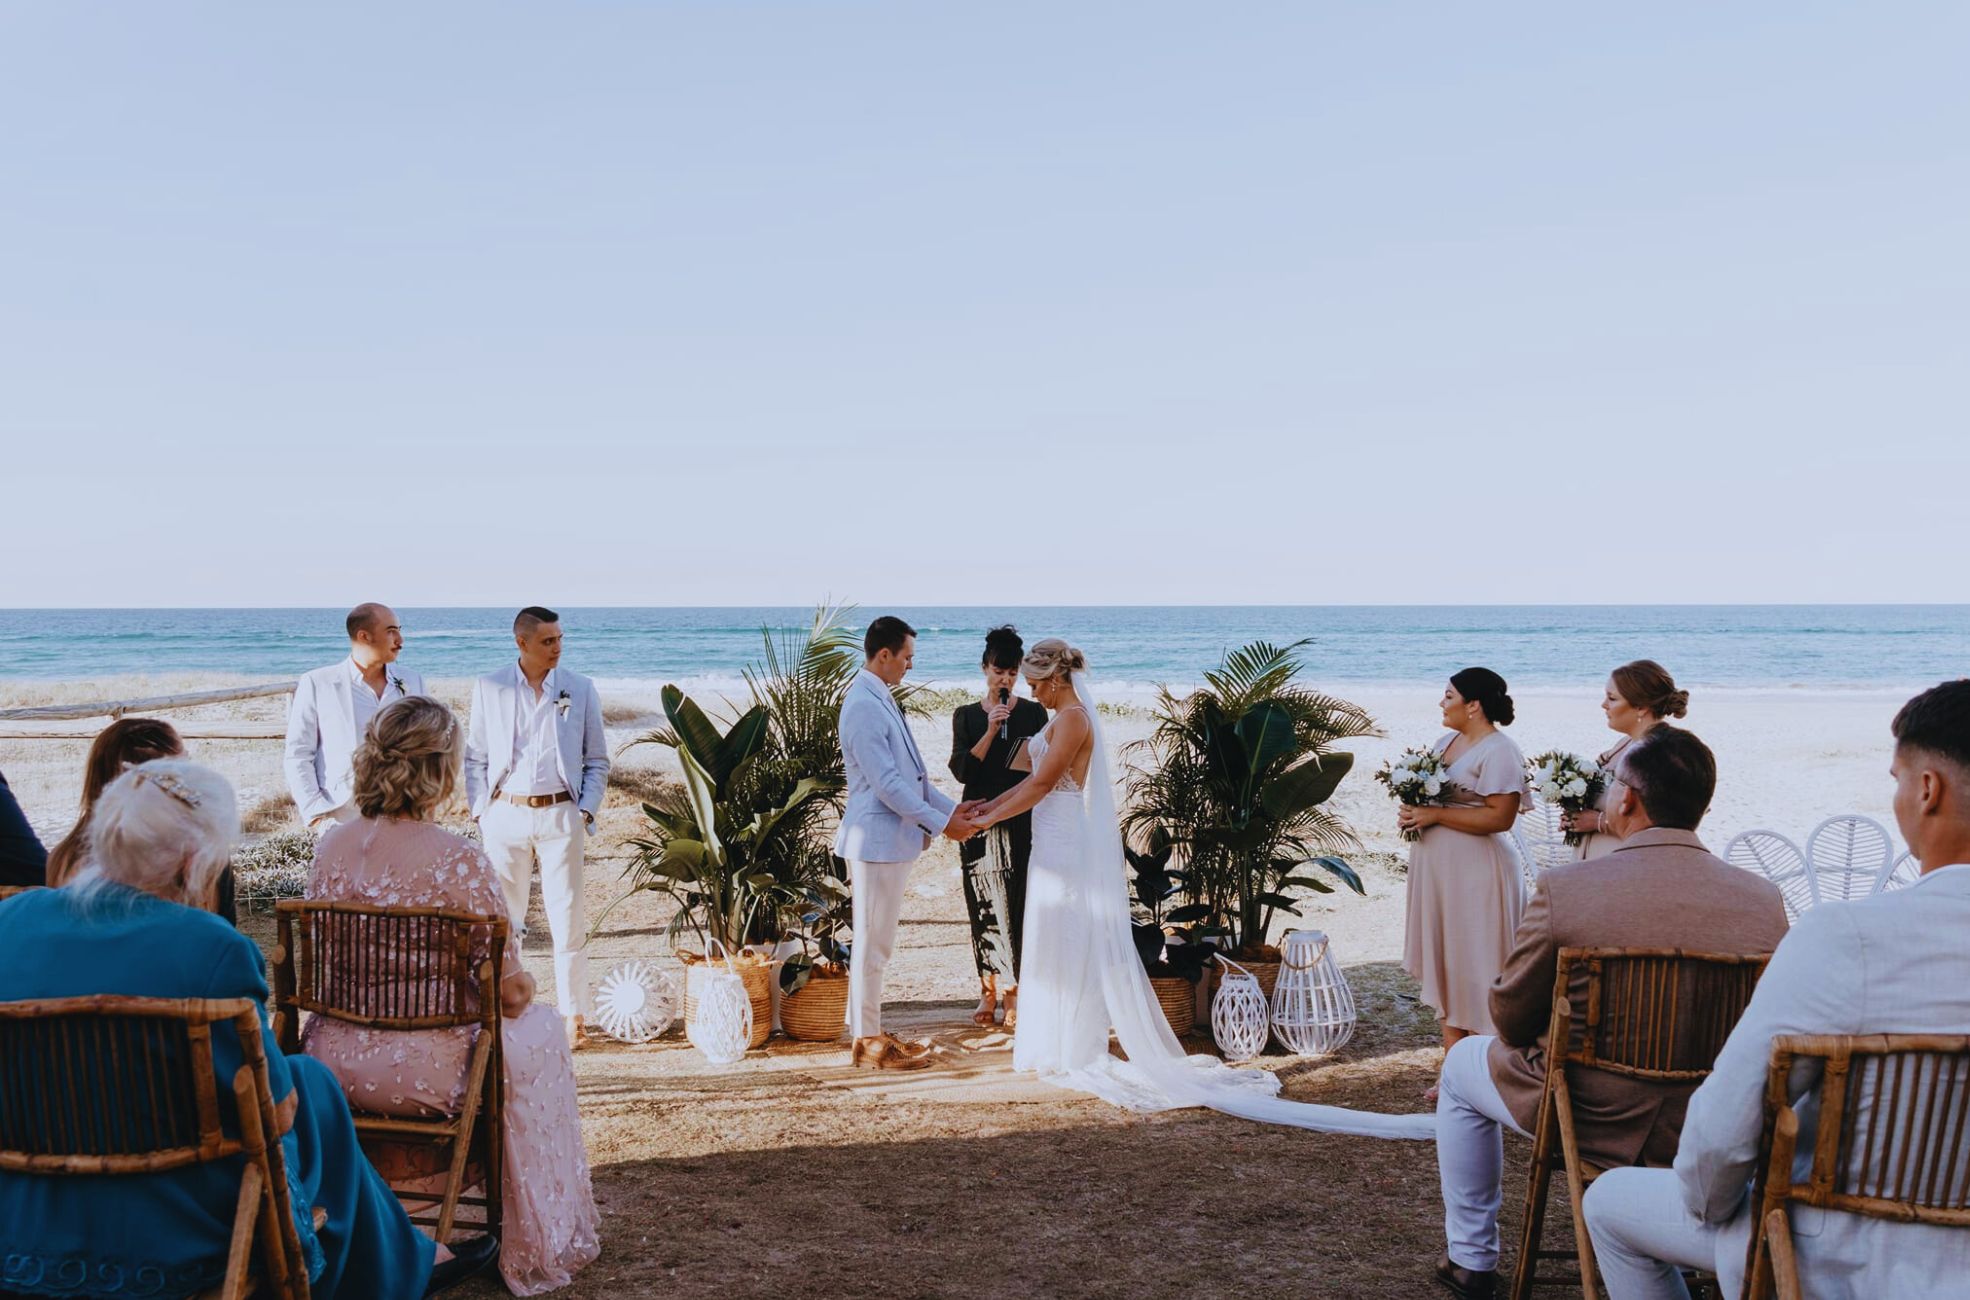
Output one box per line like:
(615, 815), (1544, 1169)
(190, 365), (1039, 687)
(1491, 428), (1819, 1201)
(1565, 660), (1690, 860)
(303, 696), (600, 1296)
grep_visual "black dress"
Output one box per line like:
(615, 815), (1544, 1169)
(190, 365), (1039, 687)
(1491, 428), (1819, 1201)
(948, 698), (1047, 983)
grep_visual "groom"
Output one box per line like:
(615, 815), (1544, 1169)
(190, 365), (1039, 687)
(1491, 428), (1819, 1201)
(837, 616), (980, 1070)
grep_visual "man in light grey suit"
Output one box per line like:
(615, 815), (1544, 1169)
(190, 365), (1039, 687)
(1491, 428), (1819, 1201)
(1584, 678), (1970, 1299)
(465, 606), (610, 1047)
(283, 602), (426, 827)
(836, 616), (980, 1070)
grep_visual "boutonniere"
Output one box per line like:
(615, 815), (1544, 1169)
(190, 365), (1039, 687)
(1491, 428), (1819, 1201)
(556, 689), (572, 719)
(390, 673), (407, 696)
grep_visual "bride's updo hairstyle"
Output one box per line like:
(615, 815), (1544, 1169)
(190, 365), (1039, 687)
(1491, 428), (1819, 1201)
(1450, 666), (1516, 726)
(1611, 659), (1690, 720)
(1022, 638), (1087, 684)
(983, 625), (1024, 671)
(352, 696), (463, 820)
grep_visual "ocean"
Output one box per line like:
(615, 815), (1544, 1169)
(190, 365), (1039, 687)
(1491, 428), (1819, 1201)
(0, 606), (1963, 695)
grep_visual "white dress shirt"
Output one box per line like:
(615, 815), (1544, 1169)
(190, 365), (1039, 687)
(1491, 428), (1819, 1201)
(506, 667), (565, 797)
(347, 657), (393, 741)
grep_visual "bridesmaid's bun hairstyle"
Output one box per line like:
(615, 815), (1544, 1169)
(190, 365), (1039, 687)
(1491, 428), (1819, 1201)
(1022, 638), (1086, 683)
(353, 696), (462, 821)
(1451, 667), (1515, 726)
(1612, 659), (1689, 720)
(983, 625), (1025, 671)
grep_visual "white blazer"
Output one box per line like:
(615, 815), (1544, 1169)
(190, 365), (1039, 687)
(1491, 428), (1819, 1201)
(833, 669), (955, 864)
(1675, 863), (1970, 1297)
(283, 661), (427, 823)
(463, 664), (609, 820)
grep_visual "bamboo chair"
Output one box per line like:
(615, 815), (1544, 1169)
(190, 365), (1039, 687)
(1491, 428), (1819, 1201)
(1724, 831), (1818, 922)
(0, 884), (39, 901)
(272, 901), (505, 1246)
(1511, 947), (1771, 1300)
(1803, 815), (1894, 906)
(0, 994), (312, 1300)
(1745, 1034), (1970, 1300)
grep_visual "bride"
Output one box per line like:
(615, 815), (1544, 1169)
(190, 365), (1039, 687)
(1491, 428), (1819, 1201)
(960, 638), (1432, 1139)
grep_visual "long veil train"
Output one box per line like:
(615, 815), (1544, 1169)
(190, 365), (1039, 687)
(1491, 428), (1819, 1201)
(1026, 673), (1435, 1141)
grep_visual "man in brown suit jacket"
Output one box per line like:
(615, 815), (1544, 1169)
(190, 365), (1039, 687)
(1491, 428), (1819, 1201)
(1432, 726), (1788, 1300)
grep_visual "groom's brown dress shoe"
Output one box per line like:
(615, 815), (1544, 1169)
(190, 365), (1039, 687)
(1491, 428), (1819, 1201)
(1433, 1257), (1497, 1299)
(852, 1035), (933, 1071)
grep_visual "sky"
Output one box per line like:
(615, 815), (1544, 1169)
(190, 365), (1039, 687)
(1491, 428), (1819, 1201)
(2, 4), (1965, 607)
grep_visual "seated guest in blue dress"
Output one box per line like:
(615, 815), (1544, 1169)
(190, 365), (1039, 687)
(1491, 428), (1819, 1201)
(0, 759), (495, 1299)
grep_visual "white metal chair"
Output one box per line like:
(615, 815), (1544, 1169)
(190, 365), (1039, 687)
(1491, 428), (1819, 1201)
(1725, 830), (1818, 921)
(1804, 814), (1895, 905)
(1511, 802), (1573, 899)
(1875, 849), (1921, 893)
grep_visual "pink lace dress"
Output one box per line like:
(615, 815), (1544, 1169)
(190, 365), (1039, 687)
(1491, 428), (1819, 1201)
(302, 817), (601, 1295)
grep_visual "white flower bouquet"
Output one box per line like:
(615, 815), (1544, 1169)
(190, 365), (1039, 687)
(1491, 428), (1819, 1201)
(1375, 746), (1453, 843)
(1527, 750), (1604, 848)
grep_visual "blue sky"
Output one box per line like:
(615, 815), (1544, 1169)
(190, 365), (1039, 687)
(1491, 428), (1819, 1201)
(2, 4), (1964, 606)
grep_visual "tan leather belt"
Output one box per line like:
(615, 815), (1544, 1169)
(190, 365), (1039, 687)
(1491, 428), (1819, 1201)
(500, 791), (572, 808)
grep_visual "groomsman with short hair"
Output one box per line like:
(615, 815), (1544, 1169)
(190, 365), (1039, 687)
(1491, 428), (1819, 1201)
(465, 606), (609, 1047)
(284, 602), (426, 828)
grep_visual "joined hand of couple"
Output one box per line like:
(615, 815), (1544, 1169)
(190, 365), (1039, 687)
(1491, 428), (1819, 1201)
(945, 800), (993, 842)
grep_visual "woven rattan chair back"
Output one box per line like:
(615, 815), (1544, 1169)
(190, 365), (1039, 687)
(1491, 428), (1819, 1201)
(1725, 830), (1818, 922)
(1513, 804), (1573, 900)
(1747, 1034), (1970, 1300)
(273, 900), (506, 1245)
(1875, 849), (1921, 894)
(1804, 815), (1895, 906)
(0, 885), (40, 902)
(0, 994), (310, 1300)
(1512, 947), (1771, 1300)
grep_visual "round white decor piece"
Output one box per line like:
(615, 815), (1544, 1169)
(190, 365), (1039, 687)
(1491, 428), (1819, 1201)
(593, 960), (678, 1044)
(1270, 929), (1357, 1057)
(1211, 957), (1272, 1063)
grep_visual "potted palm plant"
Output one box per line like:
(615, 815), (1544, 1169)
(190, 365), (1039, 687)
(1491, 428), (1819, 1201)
(621, 605), (861, 1048)
(1124, 640), (1377, 1004)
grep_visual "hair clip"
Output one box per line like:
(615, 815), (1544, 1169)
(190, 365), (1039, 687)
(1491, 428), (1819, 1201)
(133, 769), (203, 810)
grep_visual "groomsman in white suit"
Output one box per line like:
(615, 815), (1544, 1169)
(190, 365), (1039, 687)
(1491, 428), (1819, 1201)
(835, 616), (980, 1070)
(465, 606), (609, 1046)
(284, 603), (426, 828)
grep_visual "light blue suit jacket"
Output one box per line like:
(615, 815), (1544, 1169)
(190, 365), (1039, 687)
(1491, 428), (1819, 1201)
(833, 670), (955, 864)
(463, 664), (610, 819)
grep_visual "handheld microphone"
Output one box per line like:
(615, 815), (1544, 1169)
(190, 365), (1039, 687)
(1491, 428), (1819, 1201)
(997, 687), (1011, 740)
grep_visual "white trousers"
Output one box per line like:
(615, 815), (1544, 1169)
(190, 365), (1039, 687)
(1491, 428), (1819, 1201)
(847, 858), (911, 1040)
(1437, 1035), (1531, 1271)
(479, 800), (591, 1016)
(1584, 1167), (1743, 1300)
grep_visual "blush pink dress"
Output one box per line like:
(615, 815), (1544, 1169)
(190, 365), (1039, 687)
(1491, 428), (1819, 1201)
(1400, 730), (1532, 1034)
(303, 817), (602, 1295)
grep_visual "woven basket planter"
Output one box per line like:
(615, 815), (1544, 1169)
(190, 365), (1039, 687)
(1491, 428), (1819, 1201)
(780, 972), (849, 1042)
(1150, 976), (1196, 1038)
(681, 952), (772, 1049)
(1210, 958), (1281, 1001)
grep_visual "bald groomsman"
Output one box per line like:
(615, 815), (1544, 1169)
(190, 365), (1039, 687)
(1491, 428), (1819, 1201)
(465, 606), (609, 1047)
(285, 603), (427, 828)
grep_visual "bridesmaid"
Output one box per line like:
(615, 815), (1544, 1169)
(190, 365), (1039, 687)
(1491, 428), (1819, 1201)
(1566, 660), (1689, 860)
(1399, 667), (1531, 1055)
(948, 625), (1048, 1027)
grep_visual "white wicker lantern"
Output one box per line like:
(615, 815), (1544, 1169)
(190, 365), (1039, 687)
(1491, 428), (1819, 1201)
(685, 943), (754, 1065)
(593, 960), (678, 1044)
(1211, 955), (1271, 1062)
(1271, 929), (1356, 1056)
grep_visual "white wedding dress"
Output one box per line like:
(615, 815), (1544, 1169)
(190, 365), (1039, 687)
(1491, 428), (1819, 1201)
(1011, 681), (1435, 1140)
